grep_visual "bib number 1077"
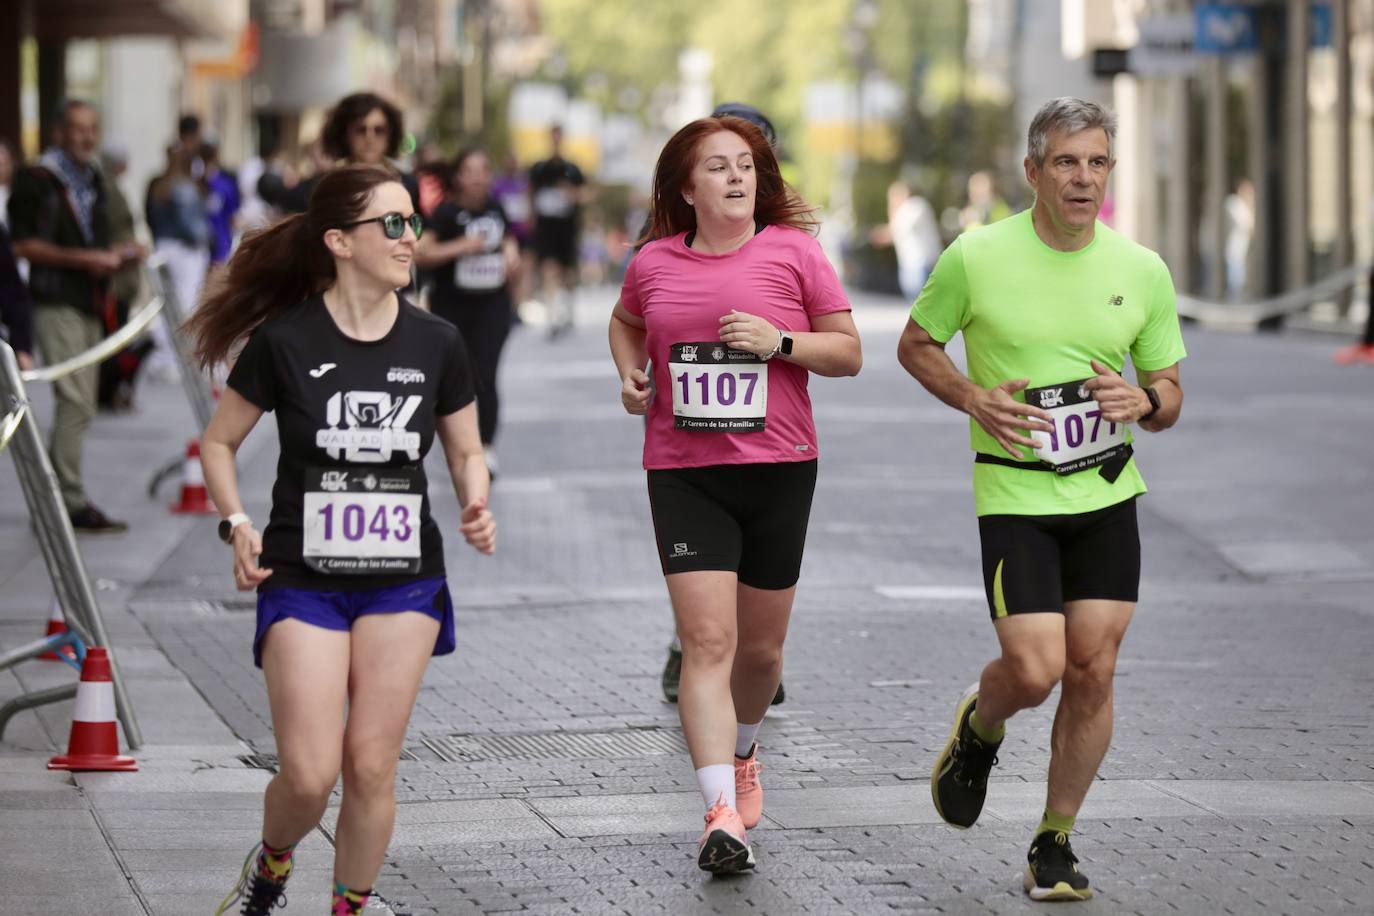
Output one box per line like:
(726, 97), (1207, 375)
(1025, 378), (1128, 472)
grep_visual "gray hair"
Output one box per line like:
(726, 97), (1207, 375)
(1027, 97), (1116, 165)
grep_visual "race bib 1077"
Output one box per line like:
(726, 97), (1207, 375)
(302, 467), (423, 574)
(668, 342), (767, 432)
(1025, 378), (1129, 475)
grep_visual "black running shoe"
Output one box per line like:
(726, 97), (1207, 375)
(215, 844), (290, 915)
(930, 683), (1001, 828)
(662, 644), (682, 702)
(1024, 829), (1093, 901)
(69, 504), (128, 535)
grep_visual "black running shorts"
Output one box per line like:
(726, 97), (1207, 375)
(646, 460), (818, 590)
(532, 220), (577, 267)
(977, 496), (1140, 619)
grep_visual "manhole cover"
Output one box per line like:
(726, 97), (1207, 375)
(423, 728), (686, 763)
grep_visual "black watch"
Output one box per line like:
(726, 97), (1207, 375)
(218, 513), (251, 544)
(779, 332), (794, 357)
(1141, 386), (1161, 421)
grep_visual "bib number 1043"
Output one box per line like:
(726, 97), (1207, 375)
(302, 467), (423, 574)
(668, 342), (767, 432)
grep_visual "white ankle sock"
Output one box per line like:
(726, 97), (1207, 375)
(696, 764), (736, 810)
(734, 719), (764, 758)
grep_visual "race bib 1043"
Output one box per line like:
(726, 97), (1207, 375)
(302, 466), (422, 574)
(668, 342), (767, 432)
(1025, 378), (1129, 475)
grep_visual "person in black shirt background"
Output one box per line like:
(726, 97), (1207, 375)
(528, 125), (585, 337)
(416, 146), (519, 473)
(189, 164), (495, 916)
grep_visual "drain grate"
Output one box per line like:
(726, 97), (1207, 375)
(423, 728), (686, 763)
(240, 748), (418, 771)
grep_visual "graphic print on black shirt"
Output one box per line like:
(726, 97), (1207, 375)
(427, 199), (511, 305)
(227, 296), (476, 591)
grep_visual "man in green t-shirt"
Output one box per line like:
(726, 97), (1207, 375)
(897, 97), (1186, 902)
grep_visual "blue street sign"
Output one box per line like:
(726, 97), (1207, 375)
(1196, 2), (1331, 54)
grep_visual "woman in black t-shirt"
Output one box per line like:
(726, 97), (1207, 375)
(187, 165), (496, 916)
(416, 147), (519, 463)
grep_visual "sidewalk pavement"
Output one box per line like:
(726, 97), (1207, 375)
(2, 287), (1372, 915)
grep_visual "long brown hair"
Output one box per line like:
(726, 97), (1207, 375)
(638, 116), (816, 246)
(186, 164), (400, 368)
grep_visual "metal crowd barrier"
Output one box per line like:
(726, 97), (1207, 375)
(1177, 263), (1369, 329)
(0, 339), (143, 747)
(141, 258), (219, 498)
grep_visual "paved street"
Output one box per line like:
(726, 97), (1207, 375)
(2, 287), (1372, 915)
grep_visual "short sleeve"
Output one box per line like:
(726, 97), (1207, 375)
(1130, 258), (1188, 371)
(799, 238), (851, 317)
(226, 328), (279, 412)
(619, 253), (643, 317)
(6, 170), (44, 242)
(910, 239), (971, 344)
(436, 328), (478, 415)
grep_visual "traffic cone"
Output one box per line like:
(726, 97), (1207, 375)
(39, 599), (76, 661)
(170, 438), (215, 514)
(48, 647), (137, 772)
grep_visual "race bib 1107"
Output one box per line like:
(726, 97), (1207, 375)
(668, 342), (767, 432)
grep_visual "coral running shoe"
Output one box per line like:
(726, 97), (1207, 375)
(734, 746), (764, 829)
(696, 798), (755, 874)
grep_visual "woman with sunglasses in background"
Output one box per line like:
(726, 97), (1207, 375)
(416, 147), (520, 475)
(260, 92), (420, 216)
(189, 165), (496, 916)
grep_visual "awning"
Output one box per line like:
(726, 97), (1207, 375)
(35, 0), (244, 41)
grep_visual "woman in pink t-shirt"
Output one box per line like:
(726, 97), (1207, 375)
(609, 116), (862, 874)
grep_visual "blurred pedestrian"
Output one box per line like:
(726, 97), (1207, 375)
(960, 170), (1011, 232)
(7, 99), (138, 532)
(870, 179), (941, 302)
(0, 222), (32, 370)
(1225, 179), (1254, 300)
(259, 92), (419, 215)
(202, 142), (241, 266)
(146, 141), (211, 374)
(491, 151), (532, 308)
(529, 125), (585, 337)
(191, 165), (494, 916)
(610, 114), (861, 874)
(98, 144), (150, 411)
(416, 147), (519, 473)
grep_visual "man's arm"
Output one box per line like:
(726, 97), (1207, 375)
(10, 238), (118, 275)
(1136, 364), (1182, 433)
(897, 317), (1053, 458)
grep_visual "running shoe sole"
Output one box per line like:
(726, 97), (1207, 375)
(930, 682), (981, 828)
(697, 829), (756, 874)
(1023, 869), (1093, 902)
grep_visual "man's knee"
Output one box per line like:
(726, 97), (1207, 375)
(1003, 650), (1065, 707)
(1062, 649), (1118, 704)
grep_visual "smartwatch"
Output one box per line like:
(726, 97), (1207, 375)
(779, 332), (794, 357)
(218, 513), (251, 544)
(1141, 386), (1161, 422)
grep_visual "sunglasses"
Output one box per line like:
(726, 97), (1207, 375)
(351, 123), (390, 138)
(341, 212), (423, 240)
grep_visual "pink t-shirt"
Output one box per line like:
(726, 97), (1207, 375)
(620, 224), (851, 470)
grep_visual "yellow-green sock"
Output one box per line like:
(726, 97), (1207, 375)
(1036, 807), (1076, 837)
(968, 707), (1005, 744)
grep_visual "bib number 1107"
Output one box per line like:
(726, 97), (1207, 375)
(668, 342), (768, 432)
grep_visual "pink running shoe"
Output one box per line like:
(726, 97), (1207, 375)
(696, 798), (755, 874)
(734, 746), (764, 829)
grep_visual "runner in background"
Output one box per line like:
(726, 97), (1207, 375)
(529, 125), (585, 338)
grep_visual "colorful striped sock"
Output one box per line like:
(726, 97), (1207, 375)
(256, 839), (295, 883)
(331, 880), (372, 915)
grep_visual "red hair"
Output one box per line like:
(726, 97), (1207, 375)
(638, 116), (816, 246)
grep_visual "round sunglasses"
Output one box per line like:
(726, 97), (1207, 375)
(341, 211), (423, 240)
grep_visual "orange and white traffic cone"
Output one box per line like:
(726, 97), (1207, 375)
(170, 438), (215, 514)
(48, 647), (137, 772)
(39, 599), (76, 662)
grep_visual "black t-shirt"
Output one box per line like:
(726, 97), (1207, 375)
(528, 157), (584, 226)
(426, 198), (512, 310)
(228, 296), (476, 591)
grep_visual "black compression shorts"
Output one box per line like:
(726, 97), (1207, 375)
(978, 496), (1140, 619)
(646, 460), (817, 590)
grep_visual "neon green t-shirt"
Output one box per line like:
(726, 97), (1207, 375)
(911, 209), (1187, 517)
